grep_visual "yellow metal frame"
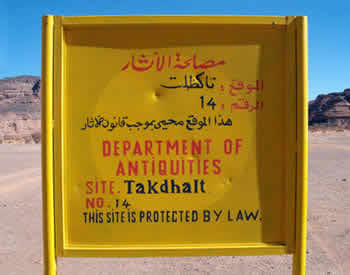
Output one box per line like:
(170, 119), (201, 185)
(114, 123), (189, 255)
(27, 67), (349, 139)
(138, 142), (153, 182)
(41, 15), (308, 275)
(293, 16), (308, 275)
(61, 15), (288, 26)
(41, 15), (56, 275)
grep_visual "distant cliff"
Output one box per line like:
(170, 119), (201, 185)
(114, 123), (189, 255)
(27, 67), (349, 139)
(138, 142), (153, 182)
(0, 76), (41, 143)
(309, 89), (350, 130)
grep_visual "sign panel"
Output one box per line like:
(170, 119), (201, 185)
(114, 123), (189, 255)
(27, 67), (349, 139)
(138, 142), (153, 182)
(42, 15), (307, 274)
(66, 42), (283, 246)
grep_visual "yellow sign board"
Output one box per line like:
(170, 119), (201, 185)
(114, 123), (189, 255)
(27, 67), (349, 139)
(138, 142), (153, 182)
(42, 15), (308, 274)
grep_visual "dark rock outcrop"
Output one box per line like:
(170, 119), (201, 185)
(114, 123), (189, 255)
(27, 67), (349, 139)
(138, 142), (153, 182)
(309, 89), (350, 129)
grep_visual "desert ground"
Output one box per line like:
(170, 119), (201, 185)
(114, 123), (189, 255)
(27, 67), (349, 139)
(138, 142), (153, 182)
(0, 132), (349, 275)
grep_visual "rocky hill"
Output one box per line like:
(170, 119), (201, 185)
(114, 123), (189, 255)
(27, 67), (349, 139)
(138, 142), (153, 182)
(309, 89), (350, 130)
(0, 76), (41, 144)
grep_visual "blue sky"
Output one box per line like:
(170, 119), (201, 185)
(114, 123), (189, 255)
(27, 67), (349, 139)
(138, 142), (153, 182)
(1, 0), (349, 99)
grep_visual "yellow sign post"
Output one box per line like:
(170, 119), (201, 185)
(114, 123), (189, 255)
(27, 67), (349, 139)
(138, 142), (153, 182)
(41, 15), (308, 275)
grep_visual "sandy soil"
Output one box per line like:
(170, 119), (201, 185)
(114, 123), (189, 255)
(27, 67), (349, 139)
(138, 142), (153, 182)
(0, 132), (349, 275)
